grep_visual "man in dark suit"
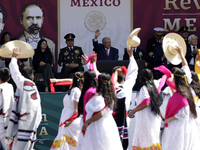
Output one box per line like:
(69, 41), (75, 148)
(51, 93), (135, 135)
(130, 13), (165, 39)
(58, 33), (84, 78)
(146, 27), (164, 69)
(123, 47), (148, 67)
(93, 30), (118, 61)
(185, 34), (200, 71)
(178, 26), (189, 44)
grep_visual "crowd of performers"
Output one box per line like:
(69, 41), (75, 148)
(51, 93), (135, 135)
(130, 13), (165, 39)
(0, 43), (200, 150)
(50, 44), (200, 150)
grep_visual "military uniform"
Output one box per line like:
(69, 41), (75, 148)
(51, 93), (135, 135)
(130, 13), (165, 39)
(146, 27), (164, 69)
(58, 46), (84, 78)
(178, 26), (189, 44)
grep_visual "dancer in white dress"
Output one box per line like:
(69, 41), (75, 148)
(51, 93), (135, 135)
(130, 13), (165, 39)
(161, 67), (200, 150)
(76, 69), (97, 150)
(51, 72), (83, 150)
(82, 73), (123, 150)
(190, 71), (200, 137)
(128, 69), (162, 150)
(159, 46), (200, 150)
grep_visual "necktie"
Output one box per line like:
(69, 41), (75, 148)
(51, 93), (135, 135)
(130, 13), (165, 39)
(106, 49), (108, 57)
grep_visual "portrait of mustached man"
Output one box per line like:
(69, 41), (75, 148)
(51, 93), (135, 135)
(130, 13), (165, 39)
(17, 3), (55, 66)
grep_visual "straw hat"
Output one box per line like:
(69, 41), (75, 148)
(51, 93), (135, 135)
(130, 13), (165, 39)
(127, 28), (141, 48)
(0, 40), (34, 58)
(163, 33), (186, 65)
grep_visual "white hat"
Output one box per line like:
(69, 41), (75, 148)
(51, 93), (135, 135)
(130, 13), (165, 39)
(127, 28), (141, 48)
(163, 33), (186, 65)
(0, 40), (34, 58)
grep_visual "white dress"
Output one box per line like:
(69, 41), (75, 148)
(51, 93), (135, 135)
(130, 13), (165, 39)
(132, 86), (162, 149)
(161, 105), (200, 150)
(51, 87), (81, 150)
(82, 95), (123, 150)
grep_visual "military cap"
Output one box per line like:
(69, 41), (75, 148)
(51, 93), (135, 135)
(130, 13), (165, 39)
(154, 27), (164, 36)
(64, 33), (76, 40)
(178, 26), (188, 33)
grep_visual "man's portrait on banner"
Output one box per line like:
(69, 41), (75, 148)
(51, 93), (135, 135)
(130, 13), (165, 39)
(17, 3), (55, 66)
(0, 4), (7, 34)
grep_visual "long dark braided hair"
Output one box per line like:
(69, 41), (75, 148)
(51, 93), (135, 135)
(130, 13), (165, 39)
(78, 69), (97, 115)
(67, 72), (83, 95)
(172, 67), (197, 118)
(139, 69), (161, 115)
(190, 71), (200, 97)
(97, 73), (117, 110)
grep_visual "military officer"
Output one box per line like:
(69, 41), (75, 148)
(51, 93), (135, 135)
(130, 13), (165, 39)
(178, 26), (189, 44)
(58, 33), (84, 78)
(146, 27), (164, 69)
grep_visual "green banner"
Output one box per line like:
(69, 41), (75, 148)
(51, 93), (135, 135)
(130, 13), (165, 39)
(34, 92), (66, 150)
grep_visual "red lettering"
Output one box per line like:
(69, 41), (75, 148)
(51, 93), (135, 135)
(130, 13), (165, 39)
(70, 0), (121, 7)
(71, 0), (81, 6)
(100, 0), (103, 6)
(113, 0), (120, 6)
(91, 0), (98, 6)
(105, 0), (112, 6)
(83, 0), (90, 7)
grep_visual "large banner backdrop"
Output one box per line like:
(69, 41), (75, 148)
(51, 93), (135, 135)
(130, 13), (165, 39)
(133, 0), (200, 51)
(0, 0), (58, 66)
(59, 0), (131, 60)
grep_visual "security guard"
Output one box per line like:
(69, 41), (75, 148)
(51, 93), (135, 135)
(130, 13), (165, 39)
(58, 33), (84, 78)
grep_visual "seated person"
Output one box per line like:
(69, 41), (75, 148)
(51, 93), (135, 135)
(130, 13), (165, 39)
(58, 33), (84, 78)
(123, 47), (147, 67)
(93, 30), (118, 61)
(33, 39), (54, 92)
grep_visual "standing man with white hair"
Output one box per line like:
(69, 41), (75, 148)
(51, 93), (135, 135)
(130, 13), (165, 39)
(185, 34), (200, 70)
(93, 30), (119, 61)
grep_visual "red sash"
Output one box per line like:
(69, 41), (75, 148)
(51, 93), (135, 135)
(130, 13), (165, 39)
(82, 105), (107, 136)
(59, 112), (78, 127)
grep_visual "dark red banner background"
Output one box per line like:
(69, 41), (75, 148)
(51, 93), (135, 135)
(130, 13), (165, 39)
(133, 0), (200, 51)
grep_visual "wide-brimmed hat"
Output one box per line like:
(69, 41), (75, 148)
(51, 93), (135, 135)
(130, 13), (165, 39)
(163, 33), (186, 65)
(0, 40), (34, 58)
(126, 28), (141, 48)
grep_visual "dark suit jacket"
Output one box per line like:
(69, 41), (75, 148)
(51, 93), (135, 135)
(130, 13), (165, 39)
(185, 44), (200, 64)
(58, 46), (84, 66)
(153, 45), (166, 67)
(93, 39), (118, 61)
(123, 47), (147, 63)
(146, 37), (161, 53)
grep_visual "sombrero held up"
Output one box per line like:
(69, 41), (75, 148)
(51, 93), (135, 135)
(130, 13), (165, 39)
(0, 40), (34, 58)
(127, 28), (141, 48)
(163, 33), (186, 65)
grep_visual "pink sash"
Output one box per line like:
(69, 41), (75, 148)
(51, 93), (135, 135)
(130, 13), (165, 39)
(137, 98), (151, 108)
(83, 87), (96, 123)
(165, 92), (189, 127)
